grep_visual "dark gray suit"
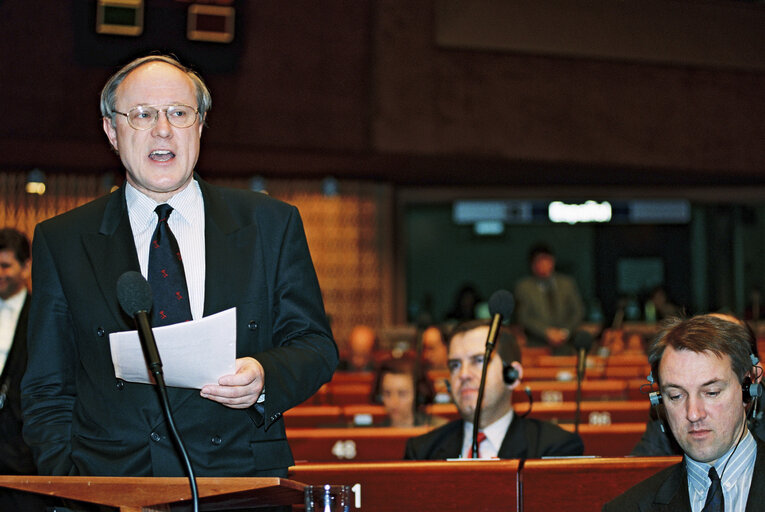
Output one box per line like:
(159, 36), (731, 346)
(514, 274), (584, 348)
(603, 436), (765, 511)
(403, 416), (584, 460)
(21, 179), (338, 477)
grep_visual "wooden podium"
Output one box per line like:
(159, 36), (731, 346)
(0, 475), (306, 511)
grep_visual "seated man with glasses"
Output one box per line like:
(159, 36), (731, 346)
(21, 53), (338, 482)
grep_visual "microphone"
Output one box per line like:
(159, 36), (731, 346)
(116, 271), (199, 512)
(572, 330), (594, 435)
(485, 290), (515, 351)
(117, 271), (163, 379)
(472, 289), (514, 458)
(573, 331), (593, 383)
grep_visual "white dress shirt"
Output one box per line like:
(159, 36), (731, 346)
(0, 288), (26, 370)
(461, 408), (515, 459)
(125, 180), (206, 320)
(686, 428), (756, 512)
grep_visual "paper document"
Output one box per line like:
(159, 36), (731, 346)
(109, 307), (237, 389)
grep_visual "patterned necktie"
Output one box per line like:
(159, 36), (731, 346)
(467, 431), (487, 459)
(701, 467), (724, 512)
(148, 204), (192, 326)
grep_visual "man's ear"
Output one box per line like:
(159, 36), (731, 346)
(103, 117), (119, 152)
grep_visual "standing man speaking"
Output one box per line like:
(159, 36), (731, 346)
(21, 54), (338, 478)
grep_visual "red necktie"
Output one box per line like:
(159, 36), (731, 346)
(467, 431), (487, 459)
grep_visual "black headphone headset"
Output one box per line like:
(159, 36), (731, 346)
(502, 362), (519, 385)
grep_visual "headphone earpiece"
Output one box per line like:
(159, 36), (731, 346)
(503, 362), (519, 385)
(743, 376), (762, 403)
(646, 371), (663, 406)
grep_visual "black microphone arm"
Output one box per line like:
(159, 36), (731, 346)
(472, 290), (514, 458)
(116, 271), (199, 512)
(572, 330), (594, 435)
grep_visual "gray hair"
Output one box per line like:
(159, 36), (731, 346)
(100, 54), (212, 126)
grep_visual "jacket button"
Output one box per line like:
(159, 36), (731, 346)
(211, 436), (222, 446)
(248, 321), (258, 330)
(96, 327), (105, 337)
(116, 379), (124, 390)
(150, 432), (161, 442)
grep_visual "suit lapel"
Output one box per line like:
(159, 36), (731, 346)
(82, 188), (140, 327)
(498, 416), (529, 459)
(651, 462), (691, 512)
(745, 438), (765, 511)
(198, 179), (252, 317)
(431, 421), (464, 460)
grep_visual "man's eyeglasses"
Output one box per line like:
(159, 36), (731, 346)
(113, 104), (200, 130)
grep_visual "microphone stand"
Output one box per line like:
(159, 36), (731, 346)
(574, 346), (586, 435)
(472, 343), (493, 458)
(135, 313), (200, 512)
(471, 314), (502, 458)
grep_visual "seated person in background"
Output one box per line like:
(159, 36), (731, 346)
(337, 324), (378, 371)
(372, 356), (448, 428)
(445, 284), (483, 323)
(631, 312), (765, 456)
(514, 243), (585, 355)
(404, 319), (583, 459)
(421, 325), (449, 371)
(604, 315), (765, 511)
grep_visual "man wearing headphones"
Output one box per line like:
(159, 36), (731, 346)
(631, 313), (765, 457)
(604, 314), (765, 511)
(403, 319), (583, 459)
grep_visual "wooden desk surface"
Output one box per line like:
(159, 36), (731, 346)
(290, 459), (520, 512)
(522, 456), (681, 511)
(289, 457), (680, 512)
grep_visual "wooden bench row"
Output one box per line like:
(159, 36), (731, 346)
(307, 377), (655, 406)
(285, 400), (651, 428)
(286, 422), (648, 462)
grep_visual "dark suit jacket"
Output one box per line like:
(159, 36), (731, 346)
(21, 179), (338, 477)
(403, 416), (584, 460)
(603, 436), (765, 511)
(0, 294), (36, 475)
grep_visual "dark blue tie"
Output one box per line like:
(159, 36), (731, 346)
(148, 204), (192, 326)
(701, 467), (723, 512)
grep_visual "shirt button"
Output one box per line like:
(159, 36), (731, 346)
(96, 327), (105, 337)
(248, 321), (258, 331)
(150, 432), (161, 442)
(116, 379), (124, 390)
(211, 436), (222, 446)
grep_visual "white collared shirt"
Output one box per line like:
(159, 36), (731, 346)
(0, 288), (27, 370)
(125, 180), (206, 320)
(686, 428), (756, 512)
(462, 408), (515, 459)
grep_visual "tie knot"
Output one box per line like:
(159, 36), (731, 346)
(155, 203), (173, 223)
(476, 431), (487, 444)
(708, 466), (720, 482)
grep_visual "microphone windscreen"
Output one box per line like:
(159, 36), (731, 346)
(488, 289), (514, 318)
(117, 271), (153, 316)
(572, 330), (594, 351)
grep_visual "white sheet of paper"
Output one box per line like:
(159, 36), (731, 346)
(109, 307), (237, 389)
